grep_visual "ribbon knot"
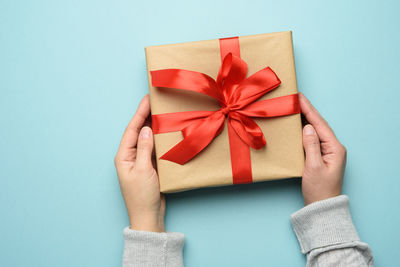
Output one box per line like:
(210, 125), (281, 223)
(220, 105), (231, 116)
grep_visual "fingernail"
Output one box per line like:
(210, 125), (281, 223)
(304, 125), (315, 135)
(139, 127), (151, 139)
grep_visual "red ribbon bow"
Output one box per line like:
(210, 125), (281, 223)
(151, 37), (300, 184)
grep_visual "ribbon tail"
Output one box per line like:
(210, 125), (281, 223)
(160, 112), (225, 165)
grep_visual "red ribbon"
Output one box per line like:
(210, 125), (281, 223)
(150, 37), (300, 184)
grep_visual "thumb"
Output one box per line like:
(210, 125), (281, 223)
(136, 126), (154, 169)
(303, 124), (323, 168)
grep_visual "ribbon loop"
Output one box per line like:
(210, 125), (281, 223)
(230, 67), (281, 108)
(151, 69), (224, 103)
(216, 53), (248, 103)
(229, 112), (266, 149)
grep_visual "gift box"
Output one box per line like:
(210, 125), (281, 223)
(145, 31), (304, 193)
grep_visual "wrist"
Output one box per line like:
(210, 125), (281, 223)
(130, 214), (165, 233)
(304, 192), (341, 206)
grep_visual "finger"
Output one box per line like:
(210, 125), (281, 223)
(299, 92), (338, 143)
(303, 124), (323, 168)
(117, 95), (151, 158)
(135, 126), (154, 170)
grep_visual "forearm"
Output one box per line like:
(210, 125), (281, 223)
(123, 227), (185, 267)
(290, 195), (374, 267)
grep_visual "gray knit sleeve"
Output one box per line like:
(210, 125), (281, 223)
(290, 195), (374, 267)
(122, 227), (185, 267)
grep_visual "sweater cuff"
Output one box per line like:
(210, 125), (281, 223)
(290, 195), (360, 254)
(123, 227), (185, 265)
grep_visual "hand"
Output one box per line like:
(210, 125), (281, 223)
(114, 95), (166, 232)
(299, 93), (347, 205)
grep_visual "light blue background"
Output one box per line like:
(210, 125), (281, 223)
(1, 0), (399, 266)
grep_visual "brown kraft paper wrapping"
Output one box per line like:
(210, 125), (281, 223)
(145, 31), (304, 193)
